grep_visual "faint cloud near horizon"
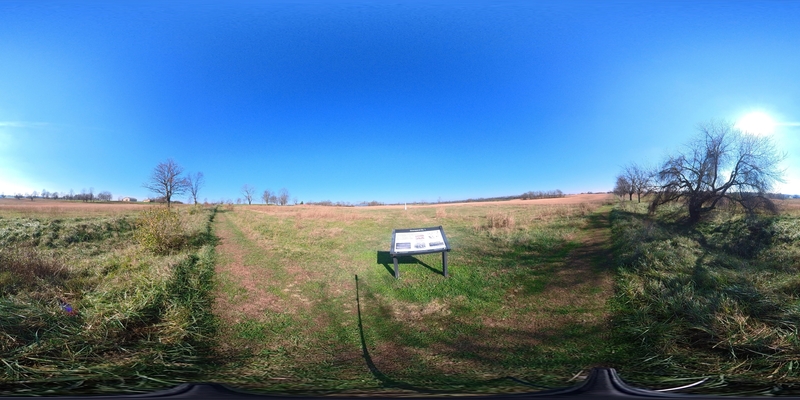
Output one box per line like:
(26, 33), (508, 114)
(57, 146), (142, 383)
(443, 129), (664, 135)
(0, 121), (50, 129)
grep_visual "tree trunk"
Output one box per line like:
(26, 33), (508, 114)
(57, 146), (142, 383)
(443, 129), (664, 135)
(688, 203), (701, 223)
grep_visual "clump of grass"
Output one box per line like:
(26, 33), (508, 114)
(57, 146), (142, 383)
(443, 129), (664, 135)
(0, 247), (69, 295)
(134, 207), (187, 254)
(610, 207), (800, 391)
(484, 212), (515, 230)
(0, 216), (134, 248)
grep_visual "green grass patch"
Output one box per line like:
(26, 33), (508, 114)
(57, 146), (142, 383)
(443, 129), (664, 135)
(0, 205), (219, 395)
(609, 203), (800, 394)
(209, 203), (615, 394)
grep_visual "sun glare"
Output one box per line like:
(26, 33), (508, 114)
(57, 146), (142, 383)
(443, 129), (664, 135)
(736, 111), (776, 136)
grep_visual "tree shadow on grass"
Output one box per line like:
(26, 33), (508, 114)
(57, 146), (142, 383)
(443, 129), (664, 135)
(353, 275), (552, 393)
(376, 251), (444, 277)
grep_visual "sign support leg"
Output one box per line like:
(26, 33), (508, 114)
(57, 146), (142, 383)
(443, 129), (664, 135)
(393, 257), (399, 279)
(442, 251), (448, 277)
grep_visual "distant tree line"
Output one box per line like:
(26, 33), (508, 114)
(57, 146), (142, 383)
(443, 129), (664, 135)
(5, 188), (115, 202)
(519, 190), (565, 200)
(230, 185), (294, 205)
(459, 189), (565, 204)
(305, 200), (354, 207)
(299, 190), (567, 208)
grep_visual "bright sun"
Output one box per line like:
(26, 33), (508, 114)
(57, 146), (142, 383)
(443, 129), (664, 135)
(736, 111), (776, 136)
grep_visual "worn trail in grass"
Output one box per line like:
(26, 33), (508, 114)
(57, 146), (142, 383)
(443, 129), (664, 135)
(209, 203), (616, 394)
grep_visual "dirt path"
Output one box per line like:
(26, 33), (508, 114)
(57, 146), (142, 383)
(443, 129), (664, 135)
(486, 208), (615, 343)
(541, 209), (615, 318)
(211, 211), (283, 325)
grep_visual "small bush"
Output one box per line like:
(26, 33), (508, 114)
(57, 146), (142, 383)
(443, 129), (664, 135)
(134, 208), (186, 254)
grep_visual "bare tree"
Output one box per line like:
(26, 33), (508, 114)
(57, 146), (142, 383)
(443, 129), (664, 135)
(241, 184), (256, 205)
(621, 163), (654, 203)
(187, 172), (205, 205)
(269, 194), (277, 205)
(97, 191), (112, 201)
(278, 188), (289, 206)
(262, 189), (272, 204)
(613, 175), (632, 201)
(143, 159), (189, 208)
(650, 121), (784, 223)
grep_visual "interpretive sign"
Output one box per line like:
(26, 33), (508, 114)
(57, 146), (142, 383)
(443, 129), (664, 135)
(389, 226), (451, 279)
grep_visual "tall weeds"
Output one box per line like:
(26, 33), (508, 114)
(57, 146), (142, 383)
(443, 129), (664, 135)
(610, 207), (800, 390)
(0, 206), (219, 395)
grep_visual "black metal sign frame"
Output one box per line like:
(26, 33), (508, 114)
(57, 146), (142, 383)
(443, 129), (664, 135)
(389, 226), (451, 279)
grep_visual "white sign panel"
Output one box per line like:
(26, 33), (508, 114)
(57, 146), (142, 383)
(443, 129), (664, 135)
(391, 226), (450, 255)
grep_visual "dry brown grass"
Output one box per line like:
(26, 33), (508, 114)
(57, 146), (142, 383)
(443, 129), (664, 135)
(484, 212), (516, 230)
(0, 198), (156, 217)
(242, 204), (377, 222)
(777, 198), (800, 214)
(462, 203), (600, 233)
(364, 193), (614, 209)
(0, 247), (70, 297)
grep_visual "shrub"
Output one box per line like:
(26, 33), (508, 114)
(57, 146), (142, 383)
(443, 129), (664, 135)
(134, 207), (186, 254)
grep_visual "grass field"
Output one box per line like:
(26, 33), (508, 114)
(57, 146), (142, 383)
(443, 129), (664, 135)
(209, 198), (615, 394)
(0, 199), (218, 395)
(4, 195), (800, 395)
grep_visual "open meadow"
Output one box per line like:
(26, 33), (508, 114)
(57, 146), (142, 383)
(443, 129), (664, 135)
(210, 194), (616, 394)
(4, 194), (800, 395)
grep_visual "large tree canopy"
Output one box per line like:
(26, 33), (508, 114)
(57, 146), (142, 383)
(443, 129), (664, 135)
(649, 121), (784, 223)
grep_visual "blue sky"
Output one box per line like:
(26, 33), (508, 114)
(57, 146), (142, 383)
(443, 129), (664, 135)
(1, 0), (799, 204)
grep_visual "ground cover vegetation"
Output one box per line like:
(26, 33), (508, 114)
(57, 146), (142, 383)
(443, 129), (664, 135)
(0, 202), (219, 395)
(609, 199), (800, 395)
(209, 200), (617, 394)
(6, 190), (800, 395)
